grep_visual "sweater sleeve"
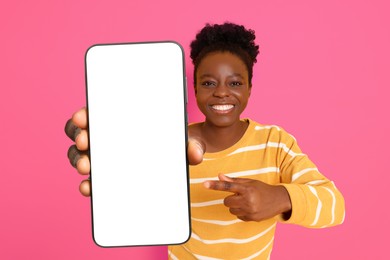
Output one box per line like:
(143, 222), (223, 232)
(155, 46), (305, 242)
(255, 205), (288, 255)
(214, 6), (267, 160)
(275, 129), (345, 228)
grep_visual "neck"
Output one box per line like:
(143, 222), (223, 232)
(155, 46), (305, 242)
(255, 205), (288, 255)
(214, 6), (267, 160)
(201, 119), (248, 153)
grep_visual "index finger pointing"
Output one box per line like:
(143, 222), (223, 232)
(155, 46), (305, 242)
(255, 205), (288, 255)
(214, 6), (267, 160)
(204, 180), (245, 194)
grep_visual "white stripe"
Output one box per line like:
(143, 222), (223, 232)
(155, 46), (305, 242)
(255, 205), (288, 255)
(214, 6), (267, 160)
(170, 238), (274, 260)
(228, 144), (268, 155)
(181, 245), (224, 260)
(287, 153), (306, 163)
(308, 186), (322, 226)
(305, 179), (327, 185)
(192, 237), (274, 260)
(191, 217), (242, 225)
(341, 209), (346, 224)
(288, 133), (297, 142)
(254, 124), (297, 144)
(192, 253), (223, 260)
(191, 199), (224, 207)
(254, 125), (281, 131)
(275, 142), (299, 157)
(191, 223), (276, 244)
(227, 142), (303, 158)
(323, 187), (336, 225)
(240, 237), (274, 260)
(182, 245), (217, 259)
(168, 250), (179, 260)
(190, 167), (279, 184)
(273, 142), (303, 157)
(292, 168), (318, 182)
(203, 141), (304, 161)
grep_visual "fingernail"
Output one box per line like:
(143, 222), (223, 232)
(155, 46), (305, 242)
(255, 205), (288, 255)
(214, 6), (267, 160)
(203, 181), (210, 189)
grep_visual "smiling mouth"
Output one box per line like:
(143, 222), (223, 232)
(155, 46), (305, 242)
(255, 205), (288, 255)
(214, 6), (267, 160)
(211, 104), (235, 112)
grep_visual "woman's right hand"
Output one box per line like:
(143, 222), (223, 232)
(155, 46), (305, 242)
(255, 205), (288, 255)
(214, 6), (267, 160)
(65, 107), (205, 197)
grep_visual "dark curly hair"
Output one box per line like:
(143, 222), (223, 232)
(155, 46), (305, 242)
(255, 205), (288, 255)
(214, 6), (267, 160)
(190, 22), (259, 86)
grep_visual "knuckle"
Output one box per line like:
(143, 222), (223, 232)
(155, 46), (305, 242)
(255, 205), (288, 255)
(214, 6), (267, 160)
(223, 182), (232, 191)
(65, 119), (80, 141)
(67, 145), (81, 168)
(247, 206), (257, 215)
(245, 185), (256, 194)
(229, 208), (236, 215)
(67, 145), (77, 158)
(238, 216), (248, 221)
(64, 119), (72, 134)
(73, 128), (82, 142)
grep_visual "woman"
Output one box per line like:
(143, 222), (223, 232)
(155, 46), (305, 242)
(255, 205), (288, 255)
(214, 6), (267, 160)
(66, 23), (345, 259)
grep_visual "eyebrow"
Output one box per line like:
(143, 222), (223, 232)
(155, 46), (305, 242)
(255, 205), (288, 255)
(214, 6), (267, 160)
(199, 73), (244, 79)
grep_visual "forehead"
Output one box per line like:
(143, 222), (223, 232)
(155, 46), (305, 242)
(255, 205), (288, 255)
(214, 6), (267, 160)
(196, 51), (248, 76)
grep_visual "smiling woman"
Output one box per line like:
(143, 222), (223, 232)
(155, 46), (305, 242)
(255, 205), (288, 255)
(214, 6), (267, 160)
(65, 22), (345, 260)
(168, 23), (345, 259)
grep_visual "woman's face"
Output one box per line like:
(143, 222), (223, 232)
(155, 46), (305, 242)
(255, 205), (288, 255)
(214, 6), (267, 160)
(195, 51), (251, 128)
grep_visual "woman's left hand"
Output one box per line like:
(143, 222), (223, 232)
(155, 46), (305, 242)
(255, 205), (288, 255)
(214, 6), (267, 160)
(204, 174), (292, 222)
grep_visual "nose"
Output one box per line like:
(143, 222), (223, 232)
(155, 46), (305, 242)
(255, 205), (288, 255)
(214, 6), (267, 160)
(213, 83), (230, 98)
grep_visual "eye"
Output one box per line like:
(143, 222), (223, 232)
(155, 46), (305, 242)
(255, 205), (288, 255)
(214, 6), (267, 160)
(201, 81), (216, 87)
(229, 81), (243, 87)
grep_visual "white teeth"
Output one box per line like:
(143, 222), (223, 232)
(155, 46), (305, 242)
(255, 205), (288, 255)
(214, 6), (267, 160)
(212, 104), (234, 111)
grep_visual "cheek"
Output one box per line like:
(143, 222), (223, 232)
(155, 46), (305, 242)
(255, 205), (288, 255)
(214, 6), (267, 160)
(195, 88), (209, 102)
(195, 92), (206, 107)
(196, 98), (208, 116)
(234, 90), (250, 102)
(236, 92), (251, 112)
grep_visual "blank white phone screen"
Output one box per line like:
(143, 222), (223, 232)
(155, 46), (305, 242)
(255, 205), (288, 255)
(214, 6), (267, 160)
(85, 42), (190, 247)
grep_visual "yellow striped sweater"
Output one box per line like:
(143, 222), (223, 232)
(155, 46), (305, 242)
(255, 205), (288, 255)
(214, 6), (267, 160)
(168, 119), (345, 259)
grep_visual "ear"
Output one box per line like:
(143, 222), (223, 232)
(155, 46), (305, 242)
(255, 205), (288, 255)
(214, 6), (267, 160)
(248, 84), (252, 97)
(194, 85), (197, 95)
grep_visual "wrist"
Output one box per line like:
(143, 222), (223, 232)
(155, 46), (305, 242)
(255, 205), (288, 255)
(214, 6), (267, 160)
(277, 185), (292, 220)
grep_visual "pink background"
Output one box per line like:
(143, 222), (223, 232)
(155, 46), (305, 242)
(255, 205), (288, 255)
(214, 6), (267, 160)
(1, 0), (389, 259)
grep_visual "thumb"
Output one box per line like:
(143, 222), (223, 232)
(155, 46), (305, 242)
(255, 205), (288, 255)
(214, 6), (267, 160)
(187, 138), (205, 165)
(218, 173), (234, 182)
(218, 173), (252, 183)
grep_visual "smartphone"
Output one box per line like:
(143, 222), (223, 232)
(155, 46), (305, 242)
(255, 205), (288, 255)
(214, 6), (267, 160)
(85, 42), (190, 247)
